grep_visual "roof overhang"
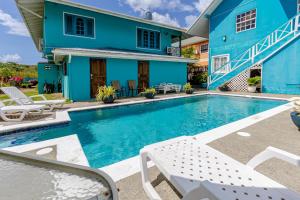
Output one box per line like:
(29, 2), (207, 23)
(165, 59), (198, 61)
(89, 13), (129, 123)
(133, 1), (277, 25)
(172, 36), (208, 47)
(52, 48), (197, 64)
(15, 0), (44, 51)
(47, 0), (187, 33)
(187, 0), (223, 37)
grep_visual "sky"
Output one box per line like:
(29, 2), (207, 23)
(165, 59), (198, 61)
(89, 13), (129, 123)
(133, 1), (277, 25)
(0, 0), (211, 65)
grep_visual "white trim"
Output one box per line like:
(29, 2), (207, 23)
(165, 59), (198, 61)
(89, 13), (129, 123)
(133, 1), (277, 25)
(52, 48), (197, 63)
(47, 0), (186, 32)
(236, 9), (257, 33)
(211, 54), (230, 73)
(136, 26), (162, 51)
(63, 12), (96, 39)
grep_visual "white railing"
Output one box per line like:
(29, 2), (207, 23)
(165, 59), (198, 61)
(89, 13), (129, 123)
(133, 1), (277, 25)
(209, 14), (300, 86)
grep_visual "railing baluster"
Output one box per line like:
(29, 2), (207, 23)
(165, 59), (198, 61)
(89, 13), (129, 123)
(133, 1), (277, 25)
(208, 14), (299, 87)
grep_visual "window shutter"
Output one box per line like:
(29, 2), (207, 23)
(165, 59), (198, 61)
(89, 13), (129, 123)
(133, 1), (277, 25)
(65, 15), (73, 34)
(137, 29), (142, 47)
(155, 32), (160, 49)
(87, 19), (94, 37)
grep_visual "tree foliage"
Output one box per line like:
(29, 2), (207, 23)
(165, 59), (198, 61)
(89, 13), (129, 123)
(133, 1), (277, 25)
(182, 47), (195, 59)
(0, 62), (37, 79)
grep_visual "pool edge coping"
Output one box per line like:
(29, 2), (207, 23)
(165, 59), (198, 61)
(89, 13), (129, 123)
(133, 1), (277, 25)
(0, 92), (295, 182)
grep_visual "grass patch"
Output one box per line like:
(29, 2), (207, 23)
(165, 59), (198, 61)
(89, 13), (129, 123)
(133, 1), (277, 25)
(0, 88), (67, 102)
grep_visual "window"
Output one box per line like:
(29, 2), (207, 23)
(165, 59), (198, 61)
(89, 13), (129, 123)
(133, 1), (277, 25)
(236, 9), (256, 33)
(137, 28), (160, 50)
(298, 0), (300, 13)
(200, 44), (208, 53)
(64, 13), (95, 38)
(212, 55), (230, 73)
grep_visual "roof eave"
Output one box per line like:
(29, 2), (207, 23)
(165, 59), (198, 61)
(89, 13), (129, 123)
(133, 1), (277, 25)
(187, 0), (223, 37)
(52, 48), (198, 64)
(46, 0), (187, 33)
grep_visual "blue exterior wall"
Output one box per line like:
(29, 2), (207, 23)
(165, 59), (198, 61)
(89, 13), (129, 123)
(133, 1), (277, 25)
(150, 61), (187, 86)
(209, 0), (296, 65)
(106, 59), (138, 88)
(43, 1), (181, 56)
(262, 38), (300, 94)
(66, 56), (91, 101)
(37, 63), (60, 93)
(62, 56), (187, 101)
(208, 0), (298, 93)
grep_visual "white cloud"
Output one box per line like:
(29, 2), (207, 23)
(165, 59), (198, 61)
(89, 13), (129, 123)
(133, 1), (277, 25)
(124, 0), (162, 12)
(152, 12), (180, 27)
(0, 54), (22, 63)
(193, 0), (213, 13)
(124, 0), (194, 13)
(185, 15), (198, 28)
(0, 9), (29, 37)
(165, 0), (194, 12)
(183, 0), (213, 27)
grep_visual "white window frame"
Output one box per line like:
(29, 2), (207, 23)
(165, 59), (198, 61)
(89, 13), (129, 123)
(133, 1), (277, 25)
(236, 9), (257, 33)
(211, 54), (230, 74)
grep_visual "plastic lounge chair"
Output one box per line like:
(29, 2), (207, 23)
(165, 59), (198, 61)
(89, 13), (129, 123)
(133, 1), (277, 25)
(156, 83), (173, 95)
(0, 100), (45, 122)
(127, 80), (138, 97)
(140, 137), (300, 200)
(0, 149), (118, 200)
(112, 80), (124, 98)
(1, 87), (65, 111)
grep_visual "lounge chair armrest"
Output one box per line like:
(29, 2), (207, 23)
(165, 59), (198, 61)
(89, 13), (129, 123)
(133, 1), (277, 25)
(247, 146), (300, 169)
(29, 94), (47, 101)
(1, 99), (16, 105)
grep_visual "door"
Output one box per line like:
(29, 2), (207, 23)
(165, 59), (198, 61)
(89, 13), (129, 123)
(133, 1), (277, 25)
(90, 59), (106, 98)
(138, 61), (149, 92)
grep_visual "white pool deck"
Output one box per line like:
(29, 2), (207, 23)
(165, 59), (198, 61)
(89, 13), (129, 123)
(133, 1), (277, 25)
(0, 92), (295, 183)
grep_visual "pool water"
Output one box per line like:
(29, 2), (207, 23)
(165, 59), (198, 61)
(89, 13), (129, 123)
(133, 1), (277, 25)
(0, 95), (285, 168)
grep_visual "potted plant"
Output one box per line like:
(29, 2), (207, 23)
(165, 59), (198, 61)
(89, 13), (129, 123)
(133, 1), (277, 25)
(183, 83), (194, 94)
(142, 88), (156, 99)
(247, 76), (261, 93)
(290, 98), (300, 130)
(96, 86), (116, 104)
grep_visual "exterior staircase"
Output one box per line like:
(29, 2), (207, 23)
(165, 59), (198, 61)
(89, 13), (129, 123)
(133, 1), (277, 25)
(208, 14), (300, 90)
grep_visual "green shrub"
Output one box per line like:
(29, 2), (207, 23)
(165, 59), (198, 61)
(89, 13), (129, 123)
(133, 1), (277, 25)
(183, 83), (192, 91)
(247, 76), (261, 86)
(96, 86), (116, 101)
(144, 88), (156, 94)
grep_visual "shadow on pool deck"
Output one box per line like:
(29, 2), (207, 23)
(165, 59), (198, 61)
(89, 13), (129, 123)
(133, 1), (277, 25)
(117, 109), (300, 200)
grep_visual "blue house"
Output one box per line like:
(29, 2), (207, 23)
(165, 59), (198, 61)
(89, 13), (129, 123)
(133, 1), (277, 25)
(188, 0), (300, 94)
(16, 0), (195, 101)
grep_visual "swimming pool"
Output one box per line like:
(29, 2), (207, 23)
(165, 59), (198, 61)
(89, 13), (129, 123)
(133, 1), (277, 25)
(0, 95), (285, 168)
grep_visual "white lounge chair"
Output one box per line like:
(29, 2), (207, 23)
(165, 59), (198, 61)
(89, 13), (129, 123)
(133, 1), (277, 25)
(0, 100), (45, 122)
(1, 87), (65, 111)
(140, 137), (300, 200)
(156, 83), (181, 94)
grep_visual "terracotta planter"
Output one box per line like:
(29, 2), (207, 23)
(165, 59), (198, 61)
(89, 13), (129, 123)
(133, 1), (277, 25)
(144, 93), (156, 99)
(102, 95), (115, 104)
(290, 111), (300, 130)
(247, 85), (257, 93)
(185, 89), (194, 94)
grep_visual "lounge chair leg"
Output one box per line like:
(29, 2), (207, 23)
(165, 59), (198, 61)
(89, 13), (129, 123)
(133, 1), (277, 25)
(140, 151), (162, 200)
(1, 111), (26, 122)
